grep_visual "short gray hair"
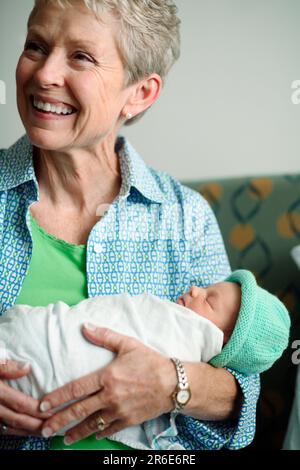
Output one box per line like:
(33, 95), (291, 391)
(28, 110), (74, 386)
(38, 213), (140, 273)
(28, 0), (181, 125)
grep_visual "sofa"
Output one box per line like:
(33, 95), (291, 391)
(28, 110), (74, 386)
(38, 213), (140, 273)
(183, 175), (300, 450)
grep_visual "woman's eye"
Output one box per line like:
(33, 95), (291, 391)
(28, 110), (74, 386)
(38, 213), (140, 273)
(74, 52), (94, 63)
(24, 41), (45, 54)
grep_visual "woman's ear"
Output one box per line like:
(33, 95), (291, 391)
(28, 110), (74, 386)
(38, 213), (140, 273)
(124, 74), (162, 120)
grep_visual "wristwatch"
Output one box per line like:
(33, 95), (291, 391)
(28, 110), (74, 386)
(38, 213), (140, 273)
(170, 357), (192, 412)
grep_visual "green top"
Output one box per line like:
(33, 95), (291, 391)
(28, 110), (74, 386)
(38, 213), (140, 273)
(15, 211), (132, 451)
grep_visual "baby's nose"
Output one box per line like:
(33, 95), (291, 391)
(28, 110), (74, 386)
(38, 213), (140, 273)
(190, 286), (204, 298)
(190, 286), (199, 297)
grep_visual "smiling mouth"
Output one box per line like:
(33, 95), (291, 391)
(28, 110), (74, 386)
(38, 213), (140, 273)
(30, 95), (78, 116)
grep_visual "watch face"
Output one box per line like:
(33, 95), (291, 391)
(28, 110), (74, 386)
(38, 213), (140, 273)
(177, 389), (191, 405)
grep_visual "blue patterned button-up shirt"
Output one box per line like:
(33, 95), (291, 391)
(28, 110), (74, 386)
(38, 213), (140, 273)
(0, 135), (259, 450)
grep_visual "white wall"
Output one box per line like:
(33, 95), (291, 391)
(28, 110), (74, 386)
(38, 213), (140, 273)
(0, 0), (299, 180)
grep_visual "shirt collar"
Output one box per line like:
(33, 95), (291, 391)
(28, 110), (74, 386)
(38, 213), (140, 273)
(116, 136), (166, 204)
(0, 134), (166, 204)
(0, 135), (37, 191)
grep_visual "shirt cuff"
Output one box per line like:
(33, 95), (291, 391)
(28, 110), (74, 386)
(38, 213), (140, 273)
(224, 368), (261, 449)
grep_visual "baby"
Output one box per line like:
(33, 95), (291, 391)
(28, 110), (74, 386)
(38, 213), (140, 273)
(0, 269), (290, 449)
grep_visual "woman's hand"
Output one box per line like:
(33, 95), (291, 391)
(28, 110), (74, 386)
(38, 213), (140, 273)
(0, 360), (53, 437)
(39, 325), (178, 445)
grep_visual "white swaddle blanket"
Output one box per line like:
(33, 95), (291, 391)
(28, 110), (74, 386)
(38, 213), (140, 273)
(0, 292), (223, 448)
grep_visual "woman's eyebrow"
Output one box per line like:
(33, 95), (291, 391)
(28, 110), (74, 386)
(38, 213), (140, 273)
(26, 29), (45, 41)
(66, 39), (99, 50)
(27, 28), (98, 51)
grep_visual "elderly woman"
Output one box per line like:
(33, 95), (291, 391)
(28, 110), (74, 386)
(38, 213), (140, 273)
(0, 0), (259, 451)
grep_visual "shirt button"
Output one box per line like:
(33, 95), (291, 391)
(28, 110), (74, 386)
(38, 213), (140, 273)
(94, 243), (103, 254)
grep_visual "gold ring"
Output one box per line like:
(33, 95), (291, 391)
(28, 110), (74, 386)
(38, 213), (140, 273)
(96, 414), (108, 432)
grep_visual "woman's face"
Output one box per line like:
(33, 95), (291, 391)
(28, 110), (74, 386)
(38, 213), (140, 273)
(16, 2), (132, 151)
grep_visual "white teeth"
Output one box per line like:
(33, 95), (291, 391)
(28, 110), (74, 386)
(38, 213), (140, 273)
(33, 97), (74, 115)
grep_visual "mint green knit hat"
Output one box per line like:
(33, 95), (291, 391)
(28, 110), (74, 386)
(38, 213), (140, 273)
(209, 270), (291, 375)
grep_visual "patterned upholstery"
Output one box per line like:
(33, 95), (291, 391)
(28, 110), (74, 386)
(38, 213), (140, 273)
(183, 175), (300, 449)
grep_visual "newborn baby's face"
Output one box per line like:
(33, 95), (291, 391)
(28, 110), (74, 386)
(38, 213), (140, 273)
(177, 282), (241, 343)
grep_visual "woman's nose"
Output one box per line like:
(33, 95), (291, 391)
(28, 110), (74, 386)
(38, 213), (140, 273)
(34, 52), (65, 88)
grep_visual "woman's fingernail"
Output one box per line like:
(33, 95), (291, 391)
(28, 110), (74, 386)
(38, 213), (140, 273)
(42, 427), (53, 438)
(18, 361), (31, 370)
(83, 322), (97, 331)
(64, 436), (73, 446)
(40, 401), (51, 412)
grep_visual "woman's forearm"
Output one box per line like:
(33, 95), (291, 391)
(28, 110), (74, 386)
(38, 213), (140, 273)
(182, 362), (242, 421)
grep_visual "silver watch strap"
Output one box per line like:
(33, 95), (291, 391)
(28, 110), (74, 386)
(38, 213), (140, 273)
(170, 357), (190, 412)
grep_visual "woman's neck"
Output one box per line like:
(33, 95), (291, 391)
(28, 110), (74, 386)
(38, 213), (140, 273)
(33, 140), (122, 217)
